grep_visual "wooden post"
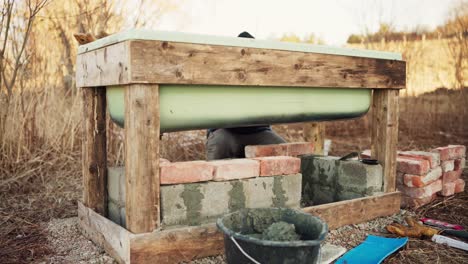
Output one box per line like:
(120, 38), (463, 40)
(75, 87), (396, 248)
(125, 84), (160, 233)
(304, 123), (325, 155)
(371, 89), (399, 192)
(82, 87), (108, 216)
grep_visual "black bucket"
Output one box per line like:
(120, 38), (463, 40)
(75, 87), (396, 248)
(216, 208), (328, 264)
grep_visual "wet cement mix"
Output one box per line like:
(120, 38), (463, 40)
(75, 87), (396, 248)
(246, 221), (301, 241)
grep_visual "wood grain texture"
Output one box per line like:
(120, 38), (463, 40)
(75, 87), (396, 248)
(78, 202), (131, 263)
(302, 191), (401, 230)
(77, 40), (406, 89)
(82, 88), (107, 215)
(304, 123), (325, 155)
(76, 42), (130, 87)
(130, 224), (224, 263)
(371, 89), (399, 192)
(125, 84), (160, 233)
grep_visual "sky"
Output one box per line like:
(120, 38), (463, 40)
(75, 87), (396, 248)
(155, 0), (458, 46)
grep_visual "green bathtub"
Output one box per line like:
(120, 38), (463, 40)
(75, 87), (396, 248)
(107, 85), (371, 132)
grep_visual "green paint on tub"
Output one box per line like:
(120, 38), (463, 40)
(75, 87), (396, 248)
(106, 85), (371, 132)
(181, 184), (204, 226)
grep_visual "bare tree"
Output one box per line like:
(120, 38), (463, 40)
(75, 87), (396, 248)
(0, 0), (49, 144)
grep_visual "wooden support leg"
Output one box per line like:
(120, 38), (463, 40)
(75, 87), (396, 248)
(82, 87), (108, 216)
(125, 84), (160, 233)
(371, 89), (399, 192)
(304, 123), (325, 155)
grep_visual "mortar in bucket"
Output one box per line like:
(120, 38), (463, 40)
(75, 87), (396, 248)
(216, 208), (328, 264)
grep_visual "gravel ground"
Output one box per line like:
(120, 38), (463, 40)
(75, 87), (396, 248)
(40, 210), (416, 264)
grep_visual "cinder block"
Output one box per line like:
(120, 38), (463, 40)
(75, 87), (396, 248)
(401, 194), (436, 209)
(300, 155), (383, 206)
(398, 151), (440, 168)
(440, 181), (456, 196)
(254, 156), (301, 176)
(245, 144), (288, 158)
(454, 179), (465, 193)
(160, 174), (302, 226)
(160, 161), (214, 185)
(454, 158), (466, 171)
(403, 166), (442, 188)
(441, 160), (455, 172)
(397, 180), (442, 198)
(337, 161), (383, 194)
(397, 157), (430, 175)
(432, 145), (466, 161)
(209, 159), (259, 181)
(442, 169), (462, 183)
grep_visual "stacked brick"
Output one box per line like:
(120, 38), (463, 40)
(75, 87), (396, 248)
(363, 145), (466, 208)
(158, 142), (313, 185)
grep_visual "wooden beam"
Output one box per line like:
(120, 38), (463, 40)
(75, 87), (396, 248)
(82, 87), (108, 215)
(77, 40), (406, 89)
(371, 89), (399, 192)
(304, 123), (325, 155)
(302, 191), (401, 230)
(125, 84), (160, 233)
(78, 202), (131, 263)
(130, 224), (224, 263)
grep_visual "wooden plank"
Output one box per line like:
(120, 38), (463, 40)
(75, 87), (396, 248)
(302, 191), (401, 230)
(78, 202), (131, 263)
(82, 87), (108, 215)
(371, 89), (399, 192)
(130, 224), (224, 263)
(77, 40), (406, 89)
(304, 123), (325, 155)
(125, 84), (160, 233)
(76, 42), (131, 87)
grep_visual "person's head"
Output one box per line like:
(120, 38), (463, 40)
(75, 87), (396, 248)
(238, 31), (254, 39)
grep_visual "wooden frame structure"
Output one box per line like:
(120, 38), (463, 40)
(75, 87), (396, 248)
(77, 37), (405, 263)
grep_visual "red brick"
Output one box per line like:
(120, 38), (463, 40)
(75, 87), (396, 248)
(440, 181), (456, 196)
(209, 159), (260, 181)
(245, 142), (314, 158)
(398, 151), (440, 168)
(454, 179), (465, 193)
(397, 179), (442, 198)
(397, 157), (430, 175)
(160, 161), (213, 184)
(441, 160), (455, 172)
(454, 158), (466, 171)
(285, 142), (314, 156)
(432, 145), (466, 161)
(401, 194), (436, 209)
(403, 166), (442, 188)
(253, 156), (301, 176)
(245, 144), (288, 158)
(442, 169), (462, 183)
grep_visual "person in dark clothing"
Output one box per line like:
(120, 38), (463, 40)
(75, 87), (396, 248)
(205, 32), (286, 160)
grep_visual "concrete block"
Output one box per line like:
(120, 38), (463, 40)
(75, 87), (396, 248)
(301, 155), (339, 186)
(337, 161), (383, 193)
(209, 159), (259, 181)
